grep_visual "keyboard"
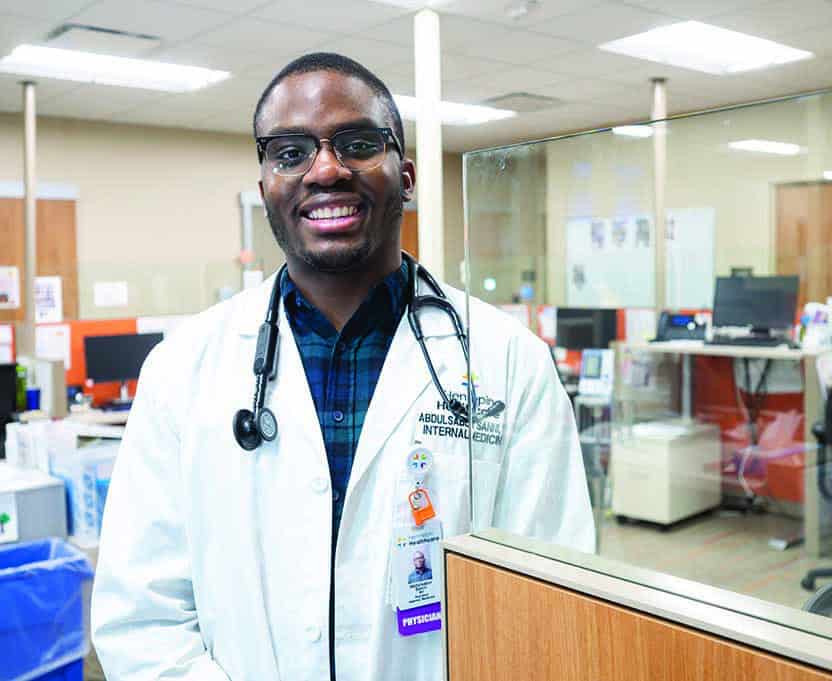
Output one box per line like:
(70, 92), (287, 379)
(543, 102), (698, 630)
(706, 335), (791, 347)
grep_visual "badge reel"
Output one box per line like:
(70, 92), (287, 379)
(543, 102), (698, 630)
(406, 447), (436, 527)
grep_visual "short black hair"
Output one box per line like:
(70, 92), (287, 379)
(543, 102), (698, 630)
(252, 52), (405, 152)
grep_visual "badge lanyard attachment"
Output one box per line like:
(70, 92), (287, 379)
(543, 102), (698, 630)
(406, 447), (436, 526)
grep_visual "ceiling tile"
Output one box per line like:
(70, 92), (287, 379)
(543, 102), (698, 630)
(455, 26), (579, 66)
(165, 0), (266, 13)
(191, 16), (332, 51)
(533, 77), (637, 103)
(625, 0), (770, 21)
(37, 82), (166, 119)
(444, 65), (572, 103)
(0, 13), (53, 55)
(771, 24), (832, 58)
(0, 72), (80, 112)
(540, 48), (650, 78)
(309, 35), (412, 69)
(439, 0), (596, 28)
(253, 0), (412, 35)
(366, 13), (416, 45)
(69, 0), (232, 44)
(440, 52), (505, 81)
(0, 0), (94, 22)
(533, 1), (679, 45)
(708, 0), (832, 40)
(149, 42), (269, 72)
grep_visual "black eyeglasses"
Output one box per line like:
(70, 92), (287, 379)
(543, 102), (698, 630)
(256, 127), (403, 176)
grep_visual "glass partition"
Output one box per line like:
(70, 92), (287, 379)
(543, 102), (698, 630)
(464, 89), (832, 637)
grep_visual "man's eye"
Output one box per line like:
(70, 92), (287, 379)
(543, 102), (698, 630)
(342, 140), (380, 156)
(275, 146), (305, 161)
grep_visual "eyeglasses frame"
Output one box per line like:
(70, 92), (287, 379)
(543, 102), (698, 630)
(255, 127), (404, 175)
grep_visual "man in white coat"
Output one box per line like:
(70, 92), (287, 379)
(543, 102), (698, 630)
(92, 52), (594, 681)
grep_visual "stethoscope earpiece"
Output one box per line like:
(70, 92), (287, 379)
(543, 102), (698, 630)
(233, 409), (262, 451)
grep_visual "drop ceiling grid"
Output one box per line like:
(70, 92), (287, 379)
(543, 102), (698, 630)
(0, 0), (828, 152)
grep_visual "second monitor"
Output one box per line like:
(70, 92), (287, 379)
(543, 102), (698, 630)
(84, 333), (163, 409)
(556, 308), (617, 350)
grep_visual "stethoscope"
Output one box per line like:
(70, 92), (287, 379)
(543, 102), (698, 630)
(232, 252), (505, 451)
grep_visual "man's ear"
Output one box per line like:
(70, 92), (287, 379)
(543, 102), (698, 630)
(401, 158), (416, 202)
(258, 180), (268, 217)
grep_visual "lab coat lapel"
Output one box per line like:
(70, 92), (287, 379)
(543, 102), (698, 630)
(348, 302), (453, 493)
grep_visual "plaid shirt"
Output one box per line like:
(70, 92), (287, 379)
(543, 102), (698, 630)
(280, 260), (409, 543)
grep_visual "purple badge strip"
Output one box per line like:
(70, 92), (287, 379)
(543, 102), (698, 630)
(397, 602), (442, 636)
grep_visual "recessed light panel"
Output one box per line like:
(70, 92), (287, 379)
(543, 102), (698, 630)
(393, 94), (515, 126)
(600, 21), (813, 75)
(0, 45), (229, 92)
(728, 139), (802, 156)
(612, 125), (653, 138)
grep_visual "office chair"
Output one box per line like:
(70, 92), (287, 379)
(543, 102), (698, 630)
(801, 365), (832, 606)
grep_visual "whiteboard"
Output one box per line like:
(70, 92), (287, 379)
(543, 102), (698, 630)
(566, 216), (654, 307)
(665, 207), (715, 309)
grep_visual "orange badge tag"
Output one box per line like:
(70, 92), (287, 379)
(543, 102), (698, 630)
(408, 488), (436, 527)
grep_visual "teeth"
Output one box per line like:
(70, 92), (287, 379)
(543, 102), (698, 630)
(308, 205), (358, 220)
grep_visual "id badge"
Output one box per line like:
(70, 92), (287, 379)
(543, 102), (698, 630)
(391, 519), (443, 636)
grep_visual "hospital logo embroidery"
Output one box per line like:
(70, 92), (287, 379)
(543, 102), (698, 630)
(460, 373), (479, 390)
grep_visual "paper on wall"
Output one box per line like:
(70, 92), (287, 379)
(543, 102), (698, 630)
(0, 492), (19, 543)
(625, 308), (657, 343)
(35, 324), (71, 370)
(537, 306), (556, 343)
(0, 323), (12, 363)
(243, 270), (264, 290)
(94, 281), (129, 308)
(0, 266), (20, 309)
(499, 304), (531, 329)
(0, 346), (11, 364)
(0, 325), (11, 344)
(34, 276), (63, 323)
(136, 315), (190, 337)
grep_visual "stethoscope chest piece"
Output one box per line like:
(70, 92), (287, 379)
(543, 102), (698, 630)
(233, 408), (262, 451)
(257, 407), (278, 442)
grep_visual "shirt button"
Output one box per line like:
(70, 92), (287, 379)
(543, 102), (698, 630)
(311, 477), (329, 494)
(336, 341), (346, 352)
(332, 410), (345, 423)
(333, 489), (341, 503)
(304, 625), (322, 642)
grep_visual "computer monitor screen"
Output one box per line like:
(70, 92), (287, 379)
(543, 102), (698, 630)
(556, 308), (617, 350)
(712, 276), (799, 330)
(0, 364), (16, 419)
(84, 333), (163, 384)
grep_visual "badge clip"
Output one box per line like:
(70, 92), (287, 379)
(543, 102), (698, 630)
(408, 488), (436, 526)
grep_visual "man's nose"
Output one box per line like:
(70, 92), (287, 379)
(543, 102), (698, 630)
(303, 142), (352, 186)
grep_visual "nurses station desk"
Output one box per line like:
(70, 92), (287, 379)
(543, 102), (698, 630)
(619, 340), (832, 557)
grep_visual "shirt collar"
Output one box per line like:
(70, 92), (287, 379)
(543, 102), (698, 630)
(279, 259), (409, 341)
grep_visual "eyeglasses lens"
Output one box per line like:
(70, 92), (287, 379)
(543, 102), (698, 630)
(264, 130), (387, 176)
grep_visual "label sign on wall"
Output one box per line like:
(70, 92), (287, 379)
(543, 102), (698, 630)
(0, 266), (20, 309)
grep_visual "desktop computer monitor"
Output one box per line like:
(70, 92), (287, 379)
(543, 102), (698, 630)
(556, 308), (617, 350)
(712, 276), (799, 332)
(84, 333), (163, 405)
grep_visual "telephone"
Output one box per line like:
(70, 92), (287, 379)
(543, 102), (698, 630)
(654, 312), (707, 342)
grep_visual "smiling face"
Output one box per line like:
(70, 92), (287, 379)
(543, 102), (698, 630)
(257, 70), (415, 274)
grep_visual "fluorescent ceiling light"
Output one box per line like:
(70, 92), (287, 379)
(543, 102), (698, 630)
(612, 125), (653, 138)
(728, 139), (802, 156)
(600, 21), (813, 75)
(393, 94), (515, 126)
(824, 171), (832, 180)
(0, 45), (229, 92)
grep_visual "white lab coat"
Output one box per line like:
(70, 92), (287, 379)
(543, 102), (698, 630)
(91, 273), (594, 681)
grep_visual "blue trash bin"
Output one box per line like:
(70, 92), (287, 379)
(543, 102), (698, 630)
(0, 539), (94, 681)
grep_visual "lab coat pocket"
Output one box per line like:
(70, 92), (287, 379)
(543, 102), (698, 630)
(432, 452), (500, 536)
